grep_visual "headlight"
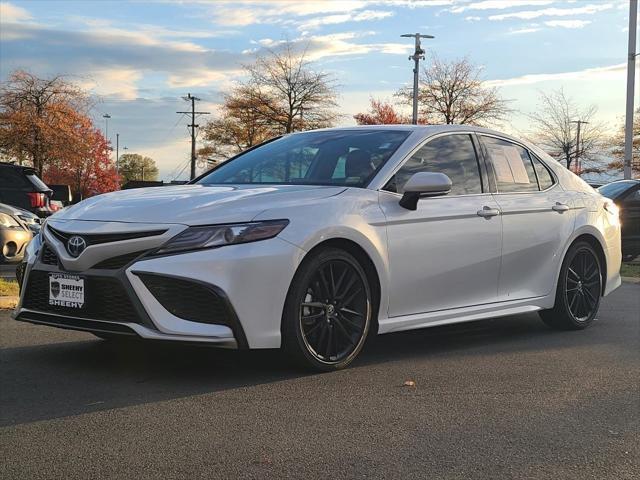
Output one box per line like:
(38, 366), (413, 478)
(154, 220), (289, 255)
(0, 212), (21, 228)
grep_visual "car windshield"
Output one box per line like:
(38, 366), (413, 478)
(197, 129), (411, 188)
(597, 181), (636, 199)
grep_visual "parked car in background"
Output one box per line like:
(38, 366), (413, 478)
(0, 162), (55, 217)
(4, 204), (41, 234)
(14, 126), (621, 371)
(48, 184), (73, 206)
(598, 179), (640, 261)
(0, 203), (33, 264)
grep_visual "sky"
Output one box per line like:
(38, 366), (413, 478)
(0, 0), (635, 180)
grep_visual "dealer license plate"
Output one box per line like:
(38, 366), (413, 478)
(49, 273), (85, 308)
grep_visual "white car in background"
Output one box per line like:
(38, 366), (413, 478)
(14, 125), (621, 371)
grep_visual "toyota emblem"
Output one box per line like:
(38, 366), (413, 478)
(67, 236), (87, 257)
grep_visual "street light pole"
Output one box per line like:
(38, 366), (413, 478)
(116, 133), (119, 173)
(102, 114), (111, 140)
(401, 33), (434, 125)
(624, 0), (638, 179)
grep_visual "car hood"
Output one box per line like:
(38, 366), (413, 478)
(54, 184), (346, 225)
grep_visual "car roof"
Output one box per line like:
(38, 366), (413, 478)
(288, 124), (534, 148)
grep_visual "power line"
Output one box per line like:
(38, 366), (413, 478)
(177, 93), (210, 180)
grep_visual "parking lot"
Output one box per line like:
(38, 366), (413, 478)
(1, 282), (638, 479)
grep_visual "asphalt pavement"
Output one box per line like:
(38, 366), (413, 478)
(1, 283), (638, 479)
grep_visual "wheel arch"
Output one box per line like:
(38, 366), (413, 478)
(298, 238), (382, 335)
(563, 232), (608, 296)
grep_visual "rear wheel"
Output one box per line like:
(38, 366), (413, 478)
(540, 241), (602, 330)
(281, 248), (372, 371)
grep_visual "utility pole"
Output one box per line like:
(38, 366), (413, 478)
(570, 120), (589, 175)
(401, 33), (434, 125)
(177, 93), (210, 180)
(624, 0), (638, 179)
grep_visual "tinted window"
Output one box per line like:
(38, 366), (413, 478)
(0, 168), (29, 188)
(530, 154), (554, 190)
(482, 136), (538, 193)
(198, 130), (411, 188)
(386, 134), (482, 195)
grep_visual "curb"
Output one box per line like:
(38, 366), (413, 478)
(0, 296), (18, 309)
(622, 277), (640, 284)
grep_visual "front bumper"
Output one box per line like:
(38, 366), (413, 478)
(14, 228), (305, 349)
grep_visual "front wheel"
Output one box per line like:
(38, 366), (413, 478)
(540, 241), (602, 330)
(281, 248), (373, 371)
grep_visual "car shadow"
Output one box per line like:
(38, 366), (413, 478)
(3, 308), (626, 428)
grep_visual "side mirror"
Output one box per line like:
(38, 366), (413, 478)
(399, 172), (452, 210)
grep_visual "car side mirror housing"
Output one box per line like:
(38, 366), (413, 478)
(399, 172), (452, 210)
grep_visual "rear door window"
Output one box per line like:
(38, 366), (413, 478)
(481, 136), (539, 193)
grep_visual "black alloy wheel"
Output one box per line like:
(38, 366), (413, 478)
(540, 241), (602, 330)
(565, 248), (602, 322)
(282, 248), (372, 371)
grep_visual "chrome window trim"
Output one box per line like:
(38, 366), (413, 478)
(374, 130), (486, 199)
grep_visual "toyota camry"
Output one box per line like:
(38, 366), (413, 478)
(13, 125), (622, 371)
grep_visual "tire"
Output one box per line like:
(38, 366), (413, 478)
(540, 241), (602, 330)
(281, 247), (373, 372)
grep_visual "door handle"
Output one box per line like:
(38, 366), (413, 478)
(552, 202), (570, 213)
(477, 206), (501, 218)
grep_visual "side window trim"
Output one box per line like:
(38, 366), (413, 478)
(528, 151), (558, 192)
(381, 132), (487, 196)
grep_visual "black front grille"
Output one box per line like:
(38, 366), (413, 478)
(92, 251), (147, 269)
(41, 244), (59, 265)
(47, 225), (166, 245)
(23, 270), (142, 324)
(136, 273), (230, 325)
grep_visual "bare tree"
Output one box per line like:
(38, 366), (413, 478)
(528, 88), (605, 172)
(0, 70), (92, 175)
(240, 42), (339, 134)
(607, 107), (640, 176)
(396, 54), (510, 126)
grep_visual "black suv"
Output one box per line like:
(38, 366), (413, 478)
(0, 162), (55, 217)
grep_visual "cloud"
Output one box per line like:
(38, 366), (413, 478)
(76, 68), (144, 100)
(0, 21), (242, 95)
(465, 16), (482, 21)
(507, 27), (542, 34)
(545, 19), (592, 28)
(0, 1), (31, 22)
(489, 3), (613, 20)
(485, 63), (625, 87)
(450, 0), (553, 13)
(206, 1), (370, 27)
(298, 10), (394, 31)
(252, 32), (412, 61)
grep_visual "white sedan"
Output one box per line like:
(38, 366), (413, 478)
(14, 125), (621, 371)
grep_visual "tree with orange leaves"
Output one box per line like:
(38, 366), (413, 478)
(353, 98), (411, 125)
(0, 70), (93, 175)
(0, 70), (119, 198)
